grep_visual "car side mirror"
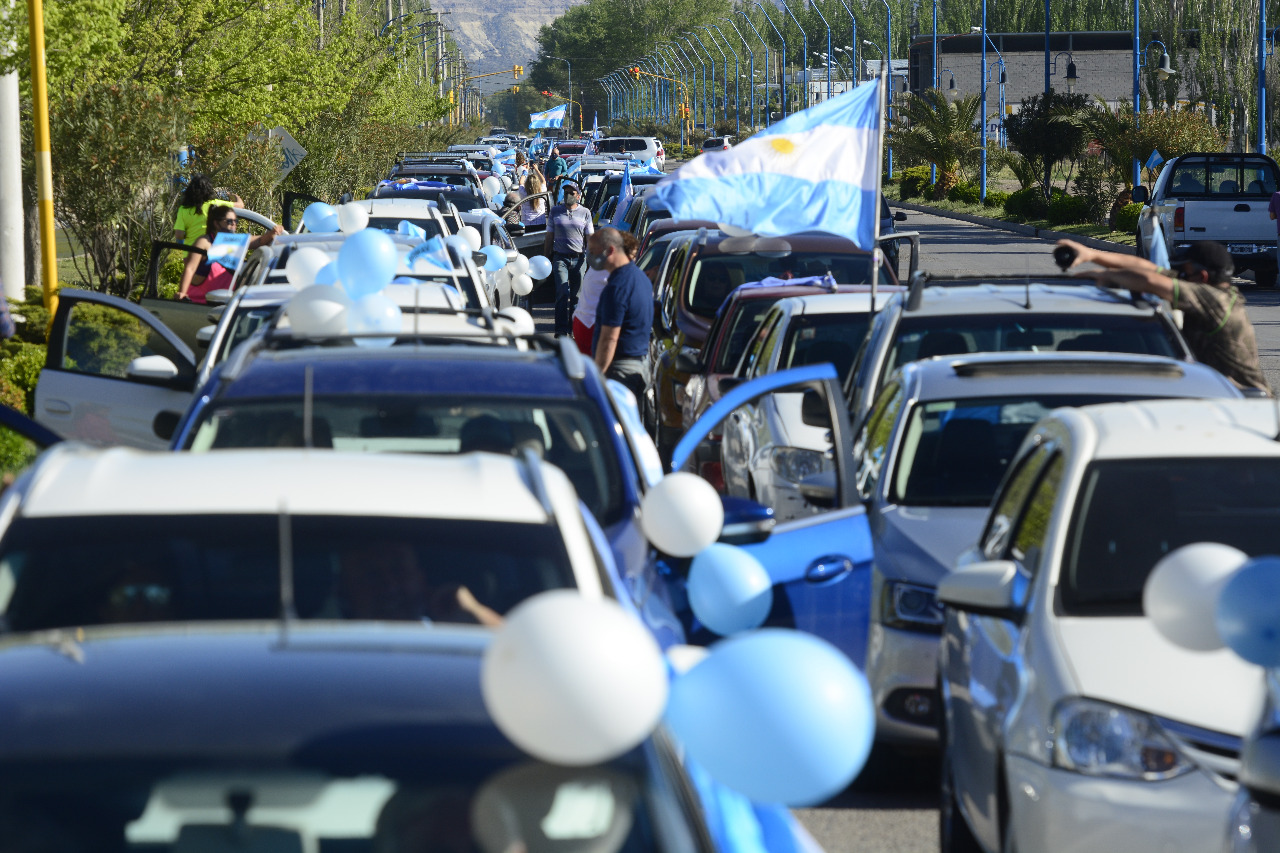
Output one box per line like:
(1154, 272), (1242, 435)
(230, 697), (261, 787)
(127, 355), (179, 382)
(339, 192), (354, 204)
(798, 470), (836, 509)
(1131, 185), (1150, 204)
(800, 389), (831, 428)
(1242, 732), (1280, 798)
(674, 350), (700, 374)
(718, 495), (776, 545)
(895, 211), (908, 222)
(196, 325), (215, 348)
(717, 376), (744, 394)
(936, 560), (1024, 619)
(205, 289), (233, 306)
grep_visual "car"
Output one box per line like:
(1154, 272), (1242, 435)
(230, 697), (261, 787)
(618, 185), (673, 235)
(476, 135), (512, 150)
(718, 291), (892, 520)
(584, 172), (666, 220)
(701, 135), (733, 152)
(936, 397), (1273, 853)
(372, 181), (490, 216)
(456, 211), (526, 309)
(843, 277), (1194, 429)
(555, 139), (592, 158)
(1229, 670), (1280, 852)
(387, 159), (483, 192)
(298, 196), (450, 241)
(595, 135), (665, 169)
(1133, 152), (1280, 285)
(853, 352), (1241, 751)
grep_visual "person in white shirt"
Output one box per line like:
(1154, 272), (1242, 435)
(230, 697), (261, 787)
(572, 230), (638, 354)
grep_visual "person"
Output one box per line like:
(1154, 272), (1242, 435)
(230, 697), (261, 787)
(513, 151), (531, 184)
(544, 146), (568, 197)
(590, 227), (653, 399)
(172, 174), (242, 246)
(543, 181), (594, 336)
(1268, 186), (1280, 283)
(573, 230), (639, 355)
(511, 172), (547, 228)
(1057, 238), (1269, 393)
(176, 204), (281, 302)
(338, 540), (503, 627)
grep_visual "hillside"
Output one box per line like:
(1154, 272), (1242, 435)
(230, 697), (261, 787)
(437, 0), (586, 76)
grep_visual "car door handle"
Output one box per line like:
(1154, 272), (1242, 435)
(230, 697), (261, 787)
(43, 399), (72, 416)
(805, 555), (855, 584)
(1235, 203), (1251, 212)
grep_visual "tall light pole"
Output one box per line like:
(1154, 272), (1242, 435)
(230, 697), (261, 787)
(980, 0), (988, 200)
(831, 0), (858, 87)
(709, 24), (741, 136)
(1045, 0), (1051, 93)
(752, 2), (788, 117)
(864, 38), (894, 178)
(547, 55), (572, 133)
(810, 0), (834, 102)
(876, 0), (893, 176)
(736, 10), (771, 126)
(775, 0), (808, 111)
(1261, 9), (1269, 153)
(692, 30), (721, 124)
(1132, 0), (1140, 186)
(673, 39), (703, 129)
(662, 43), (693, 123)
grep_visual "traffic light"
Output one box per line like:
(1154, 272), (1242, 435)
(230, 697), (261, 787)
(513, 64), (523, 79)
(631, 66), (641, 80)
(541, 90), (552, 96)
(513, 85), (519, 93)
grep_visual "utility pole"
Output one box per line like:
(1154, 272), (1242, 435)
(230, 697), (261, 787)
(0, 0), (25, 300)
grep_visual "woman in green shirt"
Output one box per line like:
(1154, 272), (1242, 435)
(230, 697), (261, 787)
(172, 174), (240, 245)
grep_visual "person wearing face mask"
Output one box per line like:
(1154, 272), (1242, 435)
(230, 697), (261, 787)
(573, 230), (638, 355)
(590, 227), (652, 399)
(544, 180), (594, 337)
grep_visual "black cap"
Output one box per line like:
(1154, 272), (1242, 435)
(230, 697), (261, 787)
(1183, 241), (1234, 282)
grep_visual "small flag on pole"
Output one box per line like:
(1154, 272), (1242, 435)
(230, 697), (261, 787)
(1145, 149), (1164, 171)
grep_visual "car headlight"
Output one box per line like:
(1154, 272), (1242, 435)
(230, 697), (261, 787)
(770, 447), (827, 484)
(1227, 789), (1259, 853)
(879, 581), (944, 631)
(1051, 698), (1192, 781)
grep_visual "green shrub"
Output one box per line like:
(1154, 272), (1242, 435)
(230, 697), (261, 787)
(899, 166), (932, 200)
(1047, 194), (1093, 225)
(0, 342), (48, 415)
(947, 181), (981, 204)
(984, 190), (1010, 209)
(1004, 186), (1050, 221)
(1115, 202), (1144, 234)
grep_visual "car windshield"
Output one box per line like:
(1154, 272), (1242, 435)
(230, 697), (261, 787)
(596, 138), (650, 153)
(685, 253), (874, 317)
(593, 176), (663, 212)
(0, 515), (576, 631)
(714, 297), (786, 373)
(0, 754), (687, 851)
(892, 394), (1144, 507)
(778, 313), (872, 377)
(393, 172), (472, 187)
(1063, 458), (1280, 615)
(185, 396), (625, 524)
(884, 313), (1181, 379)
(366, 217), (445, 240)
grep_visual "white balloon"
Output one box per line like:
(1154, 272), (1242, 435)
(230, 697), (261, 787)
(511, 274), (534, 296)
(640, 472), (724, 557)
(528, 255), (553, 280)
(1144, 542), (1248, 651)
(481, 591), (669, 766)
(514, 253), (531, 275)
(460, 225), (482, 252)
(285, 284), (352, 337)
(482, 176), (503, 199)
(337, 202), (370, 234)
(284, 247), (331, 289)
(496, 306), (535, 336)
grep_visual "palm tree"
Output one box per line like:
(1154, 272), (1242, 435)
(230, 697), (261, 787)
(889, 90), (982, 200)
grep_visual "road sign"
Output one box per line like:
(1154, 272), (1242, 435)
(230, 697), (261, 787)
(269, 126), (307, 181)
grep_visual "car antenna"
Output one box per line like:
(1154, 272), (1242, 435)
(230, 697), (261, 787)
(302, 363), (315, 449)
(278, 501), (297, 626)
(1025, 278), (1032, 310)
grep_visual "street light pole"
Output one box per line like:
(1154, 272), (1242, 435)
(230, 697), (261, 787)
(736, 10), (770, 127)
(981, 0), (988, 200)
(809, 0), (834, 102)
(877, 0), (893, 176)
(1132, 0), (1141, 186)
(831, 0), (858, 87)
(775, 0), (809, 111)
(752, 2), (788, 118)
(709, 24), (741, 136)
(672, 40), (702, 128)
(1261, 4), (1269, 153)
(547, 55), (572, 133)
(692, 30), (721, 125)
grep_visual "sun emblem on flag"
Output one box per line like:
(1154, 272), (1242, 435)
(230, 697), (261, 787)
(769, 137), (797, 155)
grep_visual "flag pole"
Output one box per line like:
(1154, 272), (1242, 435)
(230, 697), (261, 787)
(869, 60), (888, 321)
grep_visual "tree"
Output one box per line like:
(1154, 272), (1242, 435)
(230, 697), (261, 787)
(889, 90), (981, 199)
(1005, 89), (1091, 198)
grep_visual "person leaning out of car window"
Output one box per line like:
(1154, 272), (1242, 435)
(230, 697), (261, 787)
(1058, 238), (1270, 394)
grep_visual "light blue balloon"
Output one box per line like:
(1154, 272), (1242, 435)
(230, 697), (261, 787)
(666, 629), (874, 805)
(348, 293), (401, 348)
(1217, 556), (1280, 666)
(480, 245), (507, 272)
(302, 202), (340, 233)
(528, 255), (553, 281)
(313, 262), (338, 286)
(494, 192), (507, 207)
(338, 228), (398, 299)
(688, 543), (773, 636)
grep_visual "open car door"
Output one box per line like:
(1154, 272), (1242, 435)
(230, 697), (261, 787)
(34, 290), (197, 449)
(673, 363), (874, 666)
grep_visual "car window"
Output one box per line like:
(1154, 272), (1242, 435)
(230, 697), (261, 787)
(777, 313), (871, 378)
(212, 305), (279, 365)
(637, 235), (675, 286)
(1063, 457), (1280, 615)
(684, 254), (875, 318)
(366, 217), (445, 240)
(1006, 454), (1065, 577)
(714, 297), (784, 373)
(981, 441), (1057, 560)
(187, 396), (626, 525)
(854, 381), (903, 501)
(883, 312), (1182, 382)
(660, 244), (688, 331)
(738, 309), (780, 378)
(61, 301), (189, 380)
(0, 514), (577, 631)
(1167, 157), (1279, 197)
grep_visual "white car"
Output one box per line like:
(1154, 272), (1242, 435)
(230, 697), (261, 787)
(458, 210), (527, 309)
(594, 136), (664, 170)
(0, 446), (610, 630)
(937, 397), (1272, 853)
(721, 291), (889, 520)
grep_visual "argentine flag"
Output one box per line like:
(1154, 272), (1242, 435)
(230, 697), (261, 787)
(651, 79), (883, 249)
(611, 162), (633, 228)
(530, 104), (568, 129)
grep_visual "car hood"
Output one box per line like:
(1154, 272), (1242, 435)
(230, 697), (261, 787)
(874, 504), (990, 586)
(1054, 617), (1264, 736)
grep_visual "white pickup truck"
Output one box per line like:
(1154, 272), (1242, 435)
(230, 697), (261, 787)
(1133, 152), (1280, 286)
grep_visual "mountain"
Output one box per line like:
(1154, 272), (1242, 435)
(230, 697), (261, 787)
(436, 0), (586, 76)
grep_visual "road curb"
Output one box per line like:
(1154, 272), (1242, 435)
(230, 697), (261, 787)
(889, 199), (1135, 255)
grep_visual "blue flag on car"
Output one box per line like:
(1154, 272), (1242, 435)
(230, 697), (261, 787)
(650, 79), (883, 249)
(529, 104), (568, 129)
(1145, 149), (1165, 171)
(611, 162), (633, 228)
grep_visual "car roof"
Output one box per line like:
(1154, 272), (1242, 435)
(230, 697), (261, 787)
(895, 283), (1163, 317)
(897, 352), (1240, 403)
(22, 446), (563, 522)
(1061, 398), (1280, 460)
(774, 291), (896, 315)
(221, 346), (581, 402)
(357, 197), (445, 215)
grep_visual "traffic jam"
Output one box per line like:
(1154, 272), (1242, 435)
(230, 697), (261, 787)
(5, 78), (1280, 853)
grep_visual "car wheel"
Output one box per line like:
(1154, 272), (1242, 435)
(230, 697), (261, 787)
(1134, 231), (1146, 259)
(940, 710), (983, 853)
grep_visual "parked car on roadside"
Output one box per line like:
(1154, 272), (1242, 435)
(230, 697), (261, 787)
(701, 136), (733, 152)
(595, 136), (665, 169)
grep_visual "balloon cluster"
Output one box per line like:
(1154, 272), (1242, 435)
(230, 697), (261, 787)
(1144, 543), (1280, 666)
(481, 471), (876, 807)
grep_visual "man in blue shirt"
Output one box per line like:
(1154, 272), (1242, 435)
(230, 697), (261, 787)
(590, 227), (652, 399)
(544, 147), (568, 197)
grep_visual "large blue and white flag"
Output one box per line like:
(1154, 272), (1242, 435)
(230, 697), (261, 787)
(611, 162), (633, 228)
(638, 156), (664, 176)
(529, 104), (568, 129)
(593, 113), (600, 139)
(650, 79), (883, 248)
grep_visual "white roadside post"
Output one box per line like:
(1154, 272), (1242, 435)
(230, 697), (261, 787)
(0, 0), (25, 301)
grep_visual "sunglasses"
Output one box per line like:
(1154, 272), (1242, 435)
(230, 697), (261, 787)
(219, 217), (238, 228)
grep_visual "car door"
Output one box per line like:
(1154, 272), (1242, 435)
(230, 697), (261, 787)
(942, 444), (1065, 850)
(34, 290), (197, 449)
(721, 308), (783, 498)
(677, 364), (875, 667)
